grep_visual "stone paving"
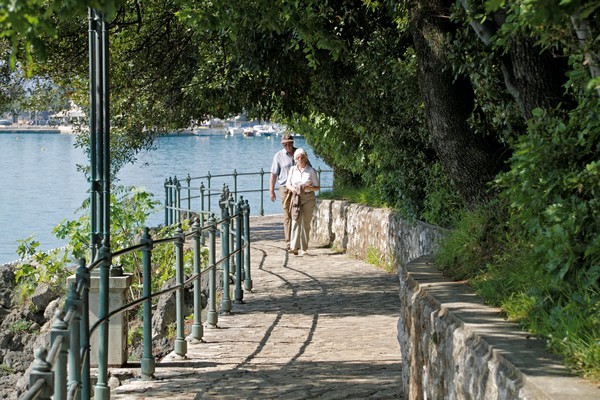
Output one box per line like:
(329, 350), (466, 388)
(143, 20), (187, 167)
(111, 215), (404, 399)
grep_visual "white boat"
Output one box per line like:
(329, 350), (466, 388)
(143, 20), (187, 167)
(193, 126), (227, 136)
(253, 124), (276, 137)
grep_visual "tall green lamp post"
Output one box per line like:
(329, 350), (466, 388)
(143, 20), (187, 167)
(89, 8), (112, 400)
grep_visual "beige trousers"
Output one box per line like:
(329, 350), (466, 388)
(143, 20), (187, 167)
(279, 186), (292, 247)
(289, 192), (316, 251)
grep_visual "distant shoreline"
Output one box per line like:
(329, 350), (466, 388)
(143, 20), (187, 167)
(0, 126), (62, 134)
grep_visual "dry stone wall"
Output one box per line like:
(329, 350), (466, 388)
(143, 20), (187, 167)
(310, 199), (445, 266)
(309, 199), (598, 400)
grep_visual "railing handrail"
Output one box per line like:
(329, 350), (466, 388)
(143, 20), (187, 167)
(164, 168), (334, 224)
(19, 187), (253, 400)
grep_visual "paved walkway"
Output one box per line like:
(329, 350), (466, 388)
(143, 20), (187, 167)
(111, 215), (404, 399)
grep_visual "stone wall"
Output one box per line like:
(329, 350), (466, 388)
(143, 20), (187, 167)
(310, 199), (598, 400)
(310, 199), (446, 266)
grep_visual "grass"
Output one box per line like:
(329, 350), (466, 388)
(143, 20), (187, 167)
(319, 187), (388, 208)
(365, 247), (396, 273)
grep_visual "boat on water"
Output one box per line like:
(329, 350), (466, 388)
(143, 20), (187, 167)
(243, 127), (256, 137)
(193, 127), (228, 136)
(253, 124), (277, 137)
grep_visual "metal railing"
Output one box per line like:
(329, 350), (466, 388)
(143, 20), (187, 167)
(19, 187), (252, 400)
(164, 168), (333, 225)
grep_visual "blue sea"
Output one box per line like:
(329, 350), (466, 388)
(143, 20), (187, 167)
(0, 131), (331, 264)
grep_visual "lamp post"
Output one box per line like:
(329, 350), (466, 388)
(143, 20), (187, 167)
(89, 8), (111, 400)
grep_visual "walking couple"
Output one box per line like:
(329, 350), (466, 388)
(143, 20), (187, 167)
(269, 133), (320, 256)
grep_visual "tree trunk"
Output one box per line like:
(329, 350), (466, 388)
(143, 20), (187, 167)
(409, 0), (506, 207)
(507, 35), (572, 118)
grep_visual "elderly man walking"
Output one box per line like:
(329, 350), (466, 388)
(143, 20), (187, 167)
(269, 132), (296, 251)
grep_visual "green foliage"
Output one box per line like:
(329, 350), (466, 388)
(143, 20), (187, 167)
(14, 236), (69, 299)
(422, 163), (467, 228)
(0, 363), (15, 374)
(318, 186), (388, 209)
(496, 93), (600, 288)
(9, 319), (31, 334)
(365, 247), (395, 273)
(0, 0), (125, 71)
(435, 206), (505, 280)
(13, 185), (199, 301)
(436, 197), (599, 379)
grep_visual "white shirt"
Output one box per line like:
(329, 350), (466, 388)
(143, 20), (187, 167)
(286, 164), (319, 190)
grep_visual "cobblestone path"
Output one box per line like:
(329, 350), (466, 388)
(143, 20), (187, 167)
(111, 215), (403, 399)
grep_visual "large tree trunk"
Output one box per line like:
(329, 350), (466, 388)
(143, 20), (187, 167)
(408, 0), (506, 207)
(506, 35), (572, 118)
(460, 2), (573, 117)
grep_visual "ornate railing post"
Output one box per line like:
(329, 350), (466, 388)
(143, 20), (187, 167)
(164, 178), (169, 226)
(140, 228), (156, 380)
(206, 214), (218, 328)
(76, 258), (91, 400)
(259, 168), (265, 216)
(174, 223), (187, 357)
(243, 200), (253, 291)
(206, 172), (212, 212)
(228, 192), (236, 272)
(28, 348), (53, 400)
(234, 198), (244, 304)
(191, 218), (204, 342)
(174, 176), (181, 224)
(317, 166), (322, 194)
(232, 168), (238, 200)
(200, 182), (206, 241)
(167, 177), (173, 225)
(94, 242), (111, 400)
(220, 206), (232, 315)
(66, 279), (82, 400)
(51, 310), (69, 400)
(186, 174), (192, 220)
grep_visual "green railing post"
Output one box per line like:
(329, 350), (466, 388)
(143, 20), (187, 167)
(228, 192), (235, 267)
(140, 228), (156, 380)
(233, 169), (238, 201)
(167, 177), (173, 225)
(317, 167), (322, 194)
(234, 199), (244, 304)
(220, 206), (232, 315)
(164, 178), (169, 226)
(51, 310), (69, 400)
(67, 280), (82, 400)
(191, 218), (204, 342)
(28, 348), (53, 400)
(174, 223), (187, 357)
(200, 183), (206, 245)
(186, 174), (191, 220)
(259, 168), (265, 216)
(206, 214), (218, 328)
(243, 200), (253, 291)
(174, 176), (181, 224)
(94, 242), (111, 400)
(207, 172), (212, 213)
(76, 258), (91, 400)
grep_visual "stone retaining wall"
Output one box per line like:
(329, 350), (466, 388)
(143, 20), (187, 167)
(310, 199), (446, 267)
(310, 199), (598, 400)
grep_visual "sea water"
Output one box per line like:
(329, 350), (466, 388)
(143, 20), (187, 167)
(0, 132), (331, 264)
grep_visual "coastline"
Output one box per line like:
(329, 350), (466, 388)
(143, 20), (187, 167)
(0, 126), (62, 134)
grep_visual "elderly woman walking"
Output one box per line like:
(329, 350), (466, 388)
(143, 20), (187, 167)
(286, 148), (320, 256)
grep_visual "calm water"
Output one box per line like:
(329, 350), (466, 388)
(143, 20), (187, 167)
(0, 132), (331, 264)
